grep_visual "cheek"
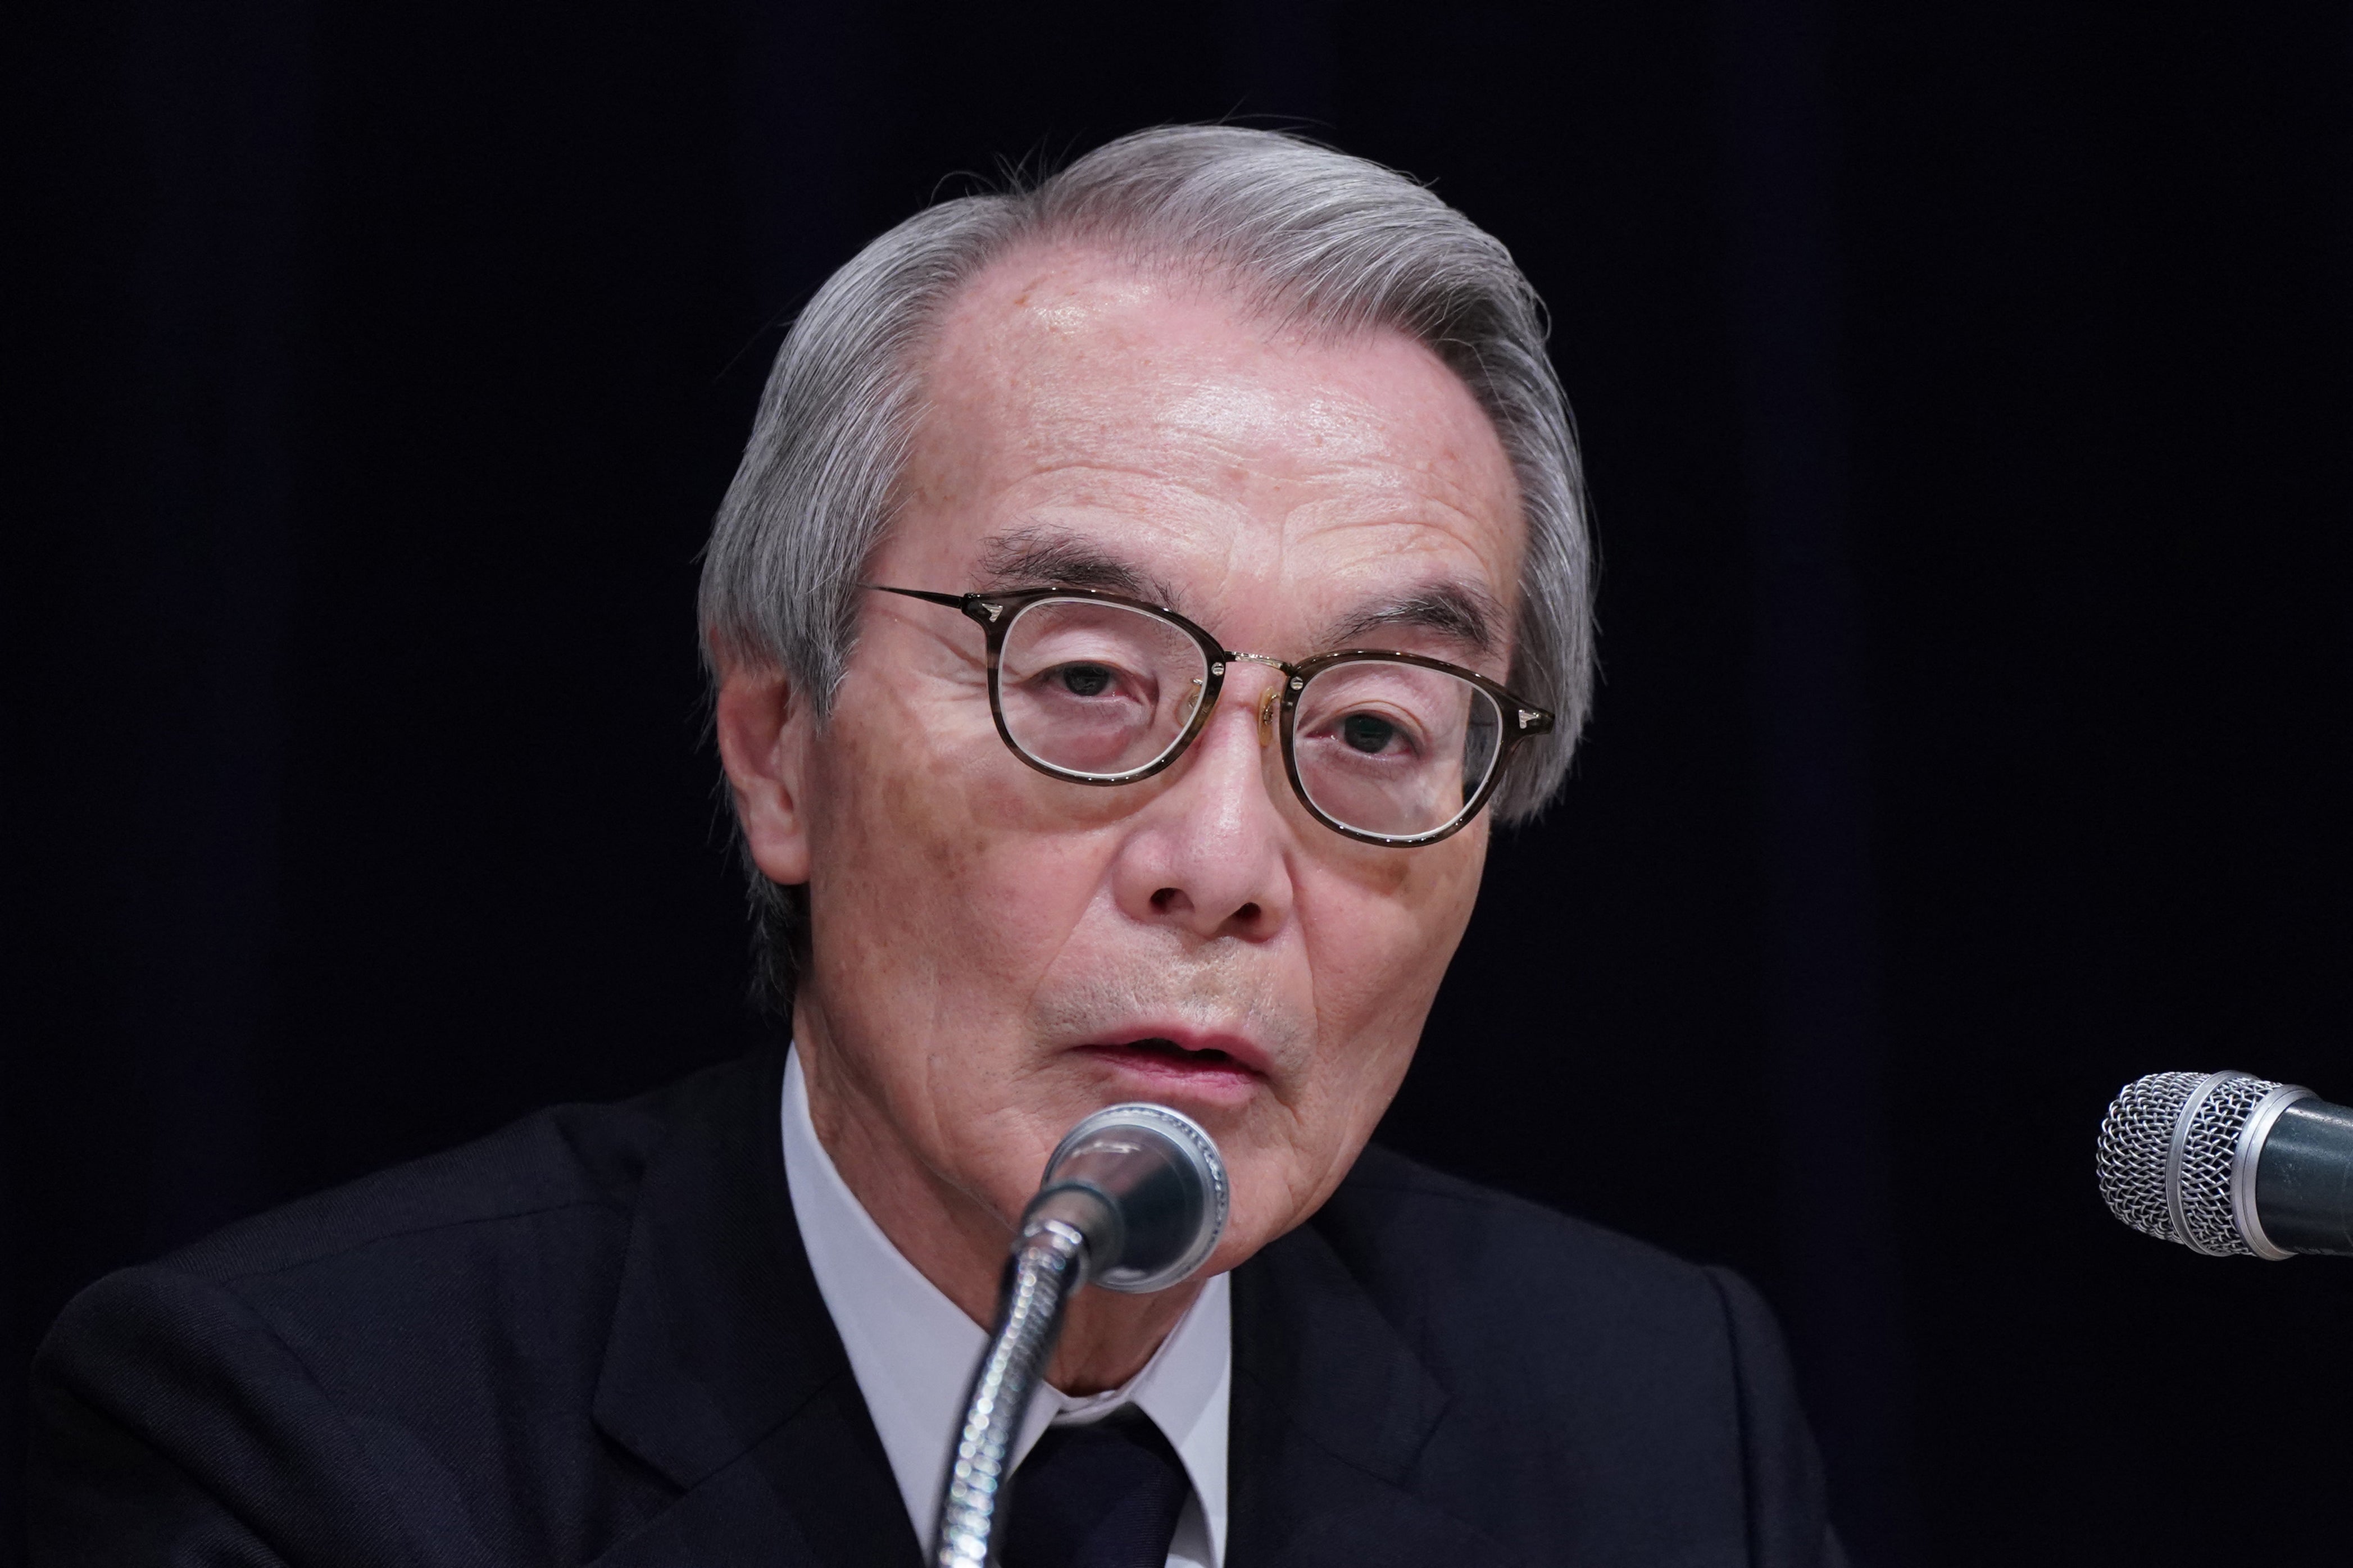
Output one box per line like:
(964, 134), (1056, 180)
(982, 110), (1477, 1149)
(808, 729), (973, 970)
(806, 695), (1117, 1035)
(1288, 834), (1487, 1142)
(1308, 834), (1484, 1039)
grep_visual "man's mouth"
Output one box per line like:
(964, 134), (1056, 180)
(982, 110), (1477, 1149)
(1073, 1033), (1270, 1102)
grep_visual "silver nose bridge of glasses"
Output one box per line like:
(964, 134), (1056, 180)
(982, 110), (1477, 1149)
(1202, 651), (1299, 746)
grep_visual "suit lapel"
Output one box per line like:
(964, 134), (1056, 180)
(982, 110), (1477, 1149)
(588, 1050), (924, 1568)
(1228, 1216), (1523, 1568)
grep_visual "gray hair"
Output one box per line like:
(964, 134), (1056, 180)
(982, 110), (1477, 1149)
(701, 125), (1594, 1012)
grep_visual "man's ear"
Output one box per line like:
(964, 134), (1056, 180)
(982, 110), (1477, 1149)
(714, 662), (813, 886)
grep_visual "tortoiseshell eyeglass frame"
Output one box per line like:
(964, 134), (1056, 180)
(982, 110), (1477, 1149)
(864, 583), (1555, 847)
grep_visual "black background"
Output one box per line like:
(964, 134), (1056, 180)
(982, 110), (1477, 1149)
(7, 2), (2349, 1563)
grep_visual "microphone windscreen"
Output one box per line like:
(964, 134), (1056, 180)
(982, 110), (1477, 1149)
(1034, 1103), (1228, 1293)
(2098, 1070), (2299, 1257)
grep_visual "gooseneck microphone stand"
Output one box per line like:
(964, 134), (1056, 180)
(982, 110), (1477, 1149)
(930, 1214), (1091, 1568)
(931, 1103), (1229, 1568)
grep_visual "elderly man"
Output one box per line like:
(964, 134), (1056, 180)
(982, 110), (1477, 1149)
(33, 128), (1841, 1567)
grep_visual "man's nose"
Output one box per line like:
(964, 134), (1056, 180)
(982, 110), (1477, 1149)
(1109, 670), (1297, 942)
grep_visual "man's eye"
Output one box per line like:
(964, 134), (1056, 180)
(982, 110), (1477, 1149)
(1056, 663), (1115, 697)
(1340, 712), (1400, 753)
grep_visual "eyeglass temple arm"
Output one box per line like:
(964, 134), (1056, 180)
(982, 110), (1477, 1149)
(864, 584), (1029, 634)
(864, 584), (971, 611)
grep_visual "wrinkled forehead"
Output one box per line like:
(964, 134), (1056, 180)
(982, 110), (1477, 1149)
(897, 246), (1527, 664)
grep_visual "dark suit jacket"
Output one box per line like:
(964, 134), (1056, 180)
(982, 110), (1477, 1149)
(31, 1049), (1844, 1566)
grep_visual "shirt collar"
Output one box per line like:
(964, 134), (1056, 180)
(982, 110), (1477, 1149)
(779, 1047), (1229, 1566)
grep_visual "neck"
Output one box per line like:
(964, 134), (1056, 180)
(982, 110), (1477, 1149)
(795, 1029), (1199, 1394)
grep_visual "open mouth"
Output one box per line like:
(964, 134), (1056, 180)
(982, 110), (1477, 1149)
(1076, 1035), (1269, 1100)
(1116, 1037), (1237, 1066)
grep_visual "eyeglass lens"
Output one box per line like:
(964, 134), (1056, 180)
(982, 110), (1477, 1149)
(1291, 657), (1502, 837)
(997, 597), (1503, 838)
(998, 599), (1211, 778)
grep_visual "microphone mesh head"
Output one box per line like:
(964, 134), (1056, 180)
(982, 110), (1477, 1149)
(2097, 1070), (2287, 1256)
(2097, 1070), (2208, 1244)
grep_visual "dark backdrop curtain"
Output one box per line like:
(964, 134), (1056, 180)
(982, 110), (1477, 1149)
(8, 4), (2350, 1564)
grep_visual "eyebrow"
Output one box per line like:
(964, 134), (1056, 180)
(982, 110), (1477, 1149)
(1320, 579), (1507, 657)
(972, 528), (1178, 605)
(971, 525), (1505, 657)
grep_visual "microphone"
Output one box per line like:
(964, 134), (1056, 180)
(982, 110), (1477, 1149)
(933, 1104), (1229, 1568)
(2097, 1070), (2353, 1259)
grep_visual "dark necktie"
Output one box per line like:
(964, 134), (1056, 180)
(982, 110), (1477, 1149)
(1001, 1406), (1192, 1568)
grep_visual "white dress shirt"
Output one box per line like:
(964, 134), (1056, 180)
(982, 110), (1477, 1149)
(780, 1048), (1229, 1567)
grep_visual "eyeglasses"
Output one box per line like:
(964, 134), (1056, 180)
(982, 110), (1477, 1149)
(865, 584), (1554, 847)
